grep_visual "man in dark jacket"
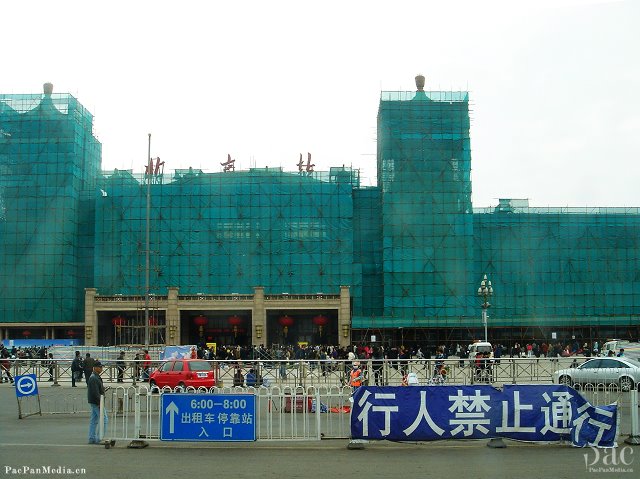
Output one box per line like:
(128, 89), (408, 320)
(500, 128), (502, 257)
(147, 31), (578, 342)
(83, 353), (95, 384)
(71, 351), (83, 387)
(87, 361), (107, 444)
(116, 351), (126, 383)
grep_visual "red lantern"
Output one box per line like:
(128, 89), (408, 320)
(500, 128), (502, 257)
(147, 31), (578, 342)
(67, 330), (76, 337)
(278, 315), (294, 337)
(193, 315), (207, 326)
(22, 330), (31, 337)
(112, 316), (125, 327)
(194, 315), (207, 336)
(312, 314), (328, 336)
(228, 315), (243, 337)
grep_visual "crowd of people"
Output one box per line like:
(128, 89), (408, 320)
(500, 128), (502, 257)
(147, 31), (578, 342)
(0, 338), (625, 388)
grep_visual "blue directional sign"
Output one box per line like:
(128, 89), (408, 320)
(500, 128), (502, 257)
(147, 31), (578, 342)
(160, 393), (256, 442)
(14, 374), (39, 398)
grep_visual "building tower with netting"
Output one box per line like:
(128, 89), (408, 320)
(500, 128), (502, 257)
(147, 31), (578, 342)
(373, 75), (475, 328)
(0, 84), (100, 335)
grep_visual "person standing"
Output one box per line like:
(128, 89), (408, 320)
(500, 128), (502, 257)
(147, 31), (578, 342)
(494, 344), (502, 364)
(1, 346), (14, 384)
(132, 353), (140, 380)
(142, 350), (151, 380)
(116, 351), (126, 383)
(71, 351), (82, 387)
(46, 353), (55, 381)
(83, 353), (95, 384)
(245, 368), (257, 387)
(372, 346), (384, 386)
(349, 361), (363, 394)
(87, 361), (108, 444)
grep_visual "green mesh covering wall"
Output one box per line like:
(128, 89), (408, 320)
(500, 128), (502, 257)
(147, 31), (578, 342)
(0, 91), (101, 323)
(94, 167), (357, 295)
(2, 86), (639, 337)
(352, 187), (383, 317)
(474, 203), (640, 330)
(356, 90), (475, 327)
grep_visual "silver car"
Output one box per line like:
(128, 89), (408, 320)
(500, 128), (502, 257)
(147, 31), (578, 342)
(554, 357), (640, 392)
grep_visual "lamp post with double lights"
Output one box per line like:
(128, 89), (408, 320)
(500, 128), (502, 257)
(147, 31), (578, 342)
(477, 274), (493, 342)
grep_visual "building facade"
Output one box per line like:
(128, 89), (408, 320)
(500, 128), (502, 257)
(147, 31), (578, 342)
(1, 80), (638, 347)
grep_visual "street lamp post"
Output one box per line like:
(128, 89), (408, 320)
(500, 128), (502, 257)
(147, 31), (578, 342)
(477, 274), (493, 342)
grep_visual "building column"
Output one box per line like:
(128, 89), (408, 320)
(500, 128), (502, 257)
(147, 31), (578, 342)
(84, 288), (98, 346)
(167, 287), (180, 345)
(338, 285), (351, 348)
(252, 286), (266, 347)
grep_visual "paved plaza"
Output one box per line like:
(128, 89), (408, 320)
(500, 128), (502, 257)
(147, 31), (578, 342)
(0, 381), (637, 479)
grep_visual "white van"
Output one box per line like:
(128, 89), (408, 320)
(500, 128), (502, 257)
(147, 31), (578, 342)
(468, 341), (493, 357)
(600, 340), (640, 360)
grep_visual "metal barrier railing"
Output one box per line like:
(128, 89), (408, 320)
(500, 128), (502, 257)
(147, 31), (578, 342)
(100, 384), (352, 442)
(4, 357), (621, 389)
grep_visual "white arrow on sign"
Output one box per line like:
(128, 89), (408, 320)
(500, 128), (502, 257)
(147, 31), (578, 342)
(165, 401), (179, 434)
(16, 376), (37, 396)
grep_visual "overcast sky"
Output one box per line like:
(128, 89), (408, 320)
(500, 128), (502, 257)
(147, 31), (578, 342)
(2, 0), (638, 207)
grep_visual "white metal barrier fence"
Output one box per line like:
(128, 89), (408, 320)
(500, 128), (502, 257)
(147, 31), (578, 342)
(105, 385), (353, 443)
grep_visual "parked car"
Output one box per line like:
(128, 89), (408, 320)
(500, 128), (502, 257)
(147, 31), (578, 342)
(149, 359), (215, 390)
(553, 357), (640, 392)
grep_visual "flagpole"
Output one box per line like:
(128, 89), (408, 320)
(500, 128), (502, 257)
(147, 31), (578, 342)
(144, 133), (151, 348)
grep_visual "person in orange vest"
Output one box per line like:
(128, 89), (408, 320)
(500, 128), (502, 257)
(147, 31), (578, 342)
(349, 361), (363, 393)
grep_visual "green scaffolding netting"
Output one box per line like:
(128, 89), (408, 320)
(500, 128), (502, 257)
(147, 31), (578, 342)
(94, 167), (357, 295)
(1, 87), (639, 334)
(0, 92), (101, 323)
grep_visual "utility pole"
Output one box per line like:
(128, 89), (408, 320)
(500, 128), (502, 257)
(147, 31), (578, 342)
(144, 134), (152, 348)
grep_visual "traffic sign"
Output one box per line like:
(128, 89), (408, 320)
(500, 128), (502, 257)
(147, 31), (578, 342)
(15, 374), (39, 398)
(160, 393), (256, 442)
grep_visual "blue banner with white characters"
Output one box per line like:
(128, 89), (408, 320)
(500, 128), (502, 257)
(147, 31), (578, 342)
(350, 385), (618, 448)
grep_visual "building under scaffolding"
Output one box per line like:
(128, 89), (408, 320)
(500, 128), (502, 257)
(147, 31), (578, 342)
(0, 79), (638, 347)
(0, 84), (100, 338)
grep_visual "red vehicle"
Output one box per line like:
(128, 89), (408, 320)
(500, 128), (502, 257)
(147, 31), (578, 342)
(149, 359), (216, 390)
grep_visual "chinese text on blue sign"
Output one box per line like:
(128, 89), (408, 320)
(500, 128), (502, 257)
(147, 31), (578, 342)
(351, 385), (617, 448)
(161, 393), (256, 442)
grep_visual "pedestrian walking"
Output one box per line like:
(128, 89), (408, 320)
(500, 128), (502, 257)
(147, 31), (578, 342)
(116, 351), (126, 383)
(46, 353), (54, 381)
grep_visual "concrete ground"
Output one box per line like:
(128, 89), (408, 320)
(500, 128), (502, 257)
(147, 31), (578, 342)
(1, 381), (638, 479)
